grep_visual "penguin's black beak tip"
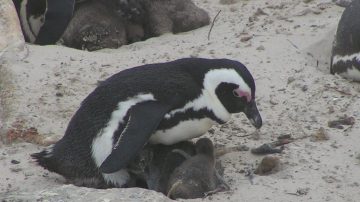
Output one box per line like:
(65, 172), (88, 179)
(244, 100), (262, 129)
(249, 114), (262, 129)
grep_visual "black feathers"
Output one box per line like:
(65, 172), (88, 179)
(331, 0), (360, 75)
(31, 58), (259, 188)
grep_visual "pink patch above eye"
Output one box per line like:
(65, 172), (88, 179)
(234, 88), (251, 102)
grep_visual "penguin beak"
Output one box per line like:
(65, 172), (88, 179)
(244, 100), (262, 129)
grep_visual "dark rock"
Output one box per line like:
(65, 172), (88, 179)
(11, 160), (20, 164)
(254, 156), (280, 175)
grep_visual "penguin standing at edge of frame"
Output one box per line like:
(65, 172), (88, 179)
(13, 0), (75, 45)
(331, 0), (360, 81)
(31, 58), (263, 188)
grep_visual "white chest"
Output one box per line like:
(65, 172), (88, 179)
(340, 66), (360, 81)
(149, 118), (216, 145)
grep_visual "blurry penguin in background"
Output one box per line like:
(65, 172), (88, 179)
(331, 0), (360, 81)
(13, 0), (75, 45)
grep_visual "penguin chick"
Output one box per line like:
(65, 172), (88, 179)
(126, 141), (196, 191)
(61, 0), (127, 51)
(167, 138), (228, 199)
(143, 0), (210, 36)
(330, 0), (360, 81)
(31, 58), (262, 188)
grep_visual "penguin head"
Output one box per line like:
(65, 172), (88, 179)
(195, 138), (214, 157)
(202, 59), (262, 129)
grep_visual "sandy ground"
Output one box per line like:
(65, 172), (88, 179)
(1, 0), (360, 201)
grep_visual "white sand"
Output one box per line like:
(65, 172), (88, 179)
(1, 0), (360, 201)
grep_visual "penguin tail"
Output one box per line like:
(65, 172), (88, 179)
(31, 145), (59, 173)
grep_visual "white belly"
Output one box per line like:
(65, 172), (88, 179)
(149, 118), (216, 145)
(340, 66), (360, 81)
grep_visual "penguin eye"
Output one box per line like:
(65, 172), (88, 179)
(233, 89), (251, 102)
(232, 89), (240, 97)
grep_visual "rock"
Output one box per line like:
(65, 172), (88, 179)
(296, 187), (310, 195)
(10, 166), (22, 172)
(219, 0), (240, 5)
(287, 77), (295, 84)
(254, 156), (280, 175)
(2, 185), (173, 201)
(0, 2), (26, 141)
(322, 175), (339, 183)
(312, 8), (322, 15)
(0, 0), (25, 62)
(301, 85), (308, 92)
(251, 144), (284, 155)
(334, 0), (353, 7)
(328, 116), (355, 129)
(310, 127), (329, 142)
(254, 8), (268, 16)
(256, 45), (265, 51)
(240, 35), (253, 42)
(11, 160), (20, 164)
(295, 8), (313, 16)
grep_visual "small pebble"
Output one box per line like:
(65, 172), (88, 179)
(240, 35), (253, 42)
(287, 77), (295, 84)
(311, 127), (329, 141)
(11, 160), (20, 164)
(256, 45), (265, 50)
(10, 167), (23, 172)
(254, 156), (280, 175)
(251, 144), (283, 154)
(24, 171), (34, 177)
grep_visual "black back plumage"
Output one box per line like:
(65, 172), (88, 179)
(31, 58), (256, 183)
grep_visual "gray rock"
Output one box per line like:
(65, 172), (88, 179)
(2, 185), (173, 202)
(0, 0), (26, 62)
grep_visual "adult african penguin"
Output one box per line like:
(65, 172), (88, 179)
(331, 0), (360, 81)
(31, 58), (262, 188)
(13, 0), (75, 45)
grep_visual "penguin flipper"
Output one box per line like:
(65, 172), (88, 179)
(99, 100), (172, 173)
(35, 0), (75, 45)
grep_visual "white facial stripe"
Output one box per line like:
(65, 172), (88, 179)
(20, 0), (36, 42)
(150, 118), (215, 145)
(29, 15), (44, 36)
(204, 68), (251, 97)
(91, 93), (155, 169)
(166, 68), (250, 122)
(165, 88), (230, 122)
(332, 53), (360, 65)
